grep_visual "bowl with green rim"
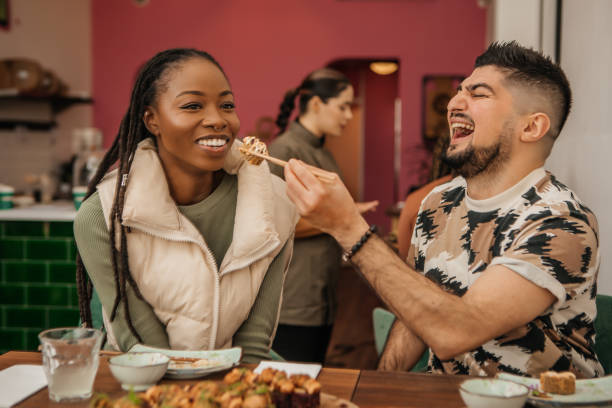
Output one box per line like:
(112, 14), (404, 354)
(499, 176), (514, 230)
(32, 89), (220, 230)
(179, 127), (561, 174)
(459, 378), (529, 408)
(108, 352), (169, 391)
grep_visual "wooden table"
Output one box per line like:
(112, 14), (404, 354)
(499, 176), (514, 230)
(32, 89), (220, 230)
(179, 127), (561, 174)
(353, 370), (470, 407)
(1, 351), (471, 408)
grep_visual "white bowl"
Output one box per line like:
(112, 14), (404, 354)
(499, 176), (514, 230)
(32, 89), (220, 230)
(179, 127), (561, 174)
(109, 352), (169, 391)
(459, 378), (529, 408)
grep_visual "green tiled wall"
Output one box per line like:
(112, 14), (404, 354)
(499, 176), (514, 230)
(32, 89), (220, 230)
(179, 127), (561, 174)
(0, 221), (79, 354)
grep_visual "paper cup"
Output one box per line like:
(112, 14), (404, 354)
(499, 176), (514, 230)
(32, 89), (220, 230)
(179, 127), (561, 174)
(72, 186), (88, 210)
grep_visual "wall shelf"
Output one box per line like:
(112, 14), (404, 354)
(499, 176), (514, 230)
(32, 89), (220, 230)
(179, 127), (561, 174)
(0, 94), (93, 130)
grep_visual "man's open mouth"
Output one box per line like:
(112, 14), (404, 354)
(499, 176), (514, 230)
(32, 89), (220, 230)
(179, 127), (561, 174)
(450, 122), (474, 143)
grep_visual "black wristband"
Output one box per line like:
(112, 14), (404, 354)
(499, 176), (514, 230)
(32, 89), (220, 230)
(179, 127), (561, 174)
(342, 225), (378, 262)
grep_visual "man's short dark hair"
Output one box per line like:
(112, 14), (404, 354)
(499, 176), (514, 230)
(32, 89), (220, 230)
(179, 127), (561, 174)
(475, 41), (572, 140)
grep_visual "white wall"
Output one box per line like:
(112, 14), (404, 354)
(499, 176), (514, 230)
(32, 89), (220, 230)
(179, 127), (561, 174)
(490, 0), (542, 50)
(0, 0), (92, 191)
(488, 0), (612, 295)
(547, 0), (612, 295)
(487, 0), (558, 58)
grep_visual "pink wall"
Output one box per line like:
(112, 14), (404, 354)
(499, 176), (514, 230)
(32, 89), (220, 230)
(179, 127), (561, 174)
(92, 0), (486, 196)
(363, 69), (397, 231)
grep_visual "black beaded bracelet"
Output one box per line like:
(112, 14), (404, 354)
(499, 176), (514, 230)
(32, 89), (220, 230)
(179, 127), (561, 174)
(342, 225), (378, 262)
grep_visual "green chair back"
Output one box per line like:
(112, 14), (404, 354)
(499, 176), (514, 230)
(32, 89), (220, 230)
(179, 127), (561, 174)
(268, 348), (285, 361)
(77, 290), (104, 329)
(90, 290), (104, 329)
(595, 294), (612, 375)
(372, 307), (428, 372)
(373, 307), (396, 356)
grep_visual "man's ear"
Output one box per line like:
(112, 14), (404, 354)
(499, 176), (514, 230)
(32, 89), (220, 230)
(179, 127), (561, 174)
(520, 112), (550, 143)
(143, 107), (159, 136)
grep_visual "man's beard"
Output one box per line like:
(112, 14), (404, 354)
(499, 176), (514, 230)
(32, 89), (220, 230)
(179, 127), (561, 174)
(442, 126), (512, 179)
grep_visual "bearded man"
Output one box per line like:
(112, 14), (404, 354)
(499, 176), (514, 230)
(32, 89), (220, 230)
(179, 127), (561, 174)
(282, 41), (603, 378)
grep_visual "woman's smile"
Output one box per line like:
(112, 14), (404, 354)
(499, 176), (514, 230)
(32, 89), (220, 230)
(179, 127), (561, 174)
(194, 134), (232, 156)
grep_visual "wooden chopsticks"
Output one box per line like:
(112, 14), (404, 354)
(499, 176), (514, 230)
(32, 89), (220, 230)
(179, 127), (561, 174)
(240, 148), (336, 183)
(98, 350), (202, 363)
(39, 345), (202, 363)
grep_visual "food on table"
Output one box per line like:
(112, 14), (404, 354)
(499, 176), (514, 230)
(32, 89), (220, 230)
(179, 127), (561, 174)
(539, 371), (576, 395)
(529, 387), (552, 399)
(168, 358), (223, 370)
(239, 136), (268, 165)
(90, 367), (322, 407)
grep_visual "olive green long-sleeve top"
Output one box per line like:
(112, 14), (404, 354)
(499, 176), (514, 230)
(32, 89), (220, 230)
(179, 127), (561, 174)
(74, 173), (289, 363)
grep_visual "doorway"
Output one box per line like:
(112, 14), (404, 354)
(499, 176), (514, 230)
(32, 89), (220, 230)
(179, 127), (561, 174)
(327, 58), (400, 234)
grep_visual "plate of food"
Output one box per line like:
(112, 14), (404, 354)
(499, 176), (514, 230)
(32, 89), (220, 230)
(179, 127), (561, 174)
(497, 372), (612, 407)
(129, 344), (242, 380)
(92, 367), (357, 407)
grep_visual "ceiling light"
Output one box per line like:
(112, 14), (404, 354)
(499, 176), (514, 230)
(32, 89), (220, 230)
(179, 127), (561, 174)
(369, 62), (398, 75)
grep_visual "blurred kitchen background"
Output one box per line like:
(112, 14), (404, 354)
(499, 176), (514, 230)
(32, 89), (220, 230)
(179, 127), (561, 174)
(0, 0), (610, 366)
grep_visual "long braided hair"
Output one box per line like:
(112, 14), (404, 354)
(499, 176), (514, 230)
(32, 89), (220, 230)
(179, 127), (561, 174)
(275, 68), (351, 134)
(76, 48), (226, 342)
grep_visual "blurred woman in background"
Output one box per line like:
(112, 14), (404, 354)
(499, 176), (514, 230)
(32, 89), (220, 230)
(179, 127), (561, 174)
(269, 68), (377, 363)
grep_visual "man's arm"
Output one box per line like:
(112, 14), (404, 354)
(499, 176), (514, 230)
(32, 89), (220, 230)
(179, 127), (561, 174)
(284, 159), (556, 360)
(351, 235), (555, 360)
(378, 320), (427, 371)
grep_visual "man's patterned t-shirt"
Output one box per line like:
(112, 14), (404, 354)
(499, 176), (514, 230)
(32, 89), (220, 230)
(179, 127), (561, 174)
(408, 168), (603, 378)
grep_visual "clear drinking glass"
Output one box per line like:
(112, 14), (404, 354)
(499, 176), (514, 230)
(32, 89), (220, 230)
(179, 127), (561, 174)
(38, 327), (103, 402)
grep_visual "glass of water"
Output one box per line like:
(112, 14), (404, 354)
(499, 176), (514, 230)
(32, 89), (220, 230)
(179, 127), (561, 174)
(38, 327), (103, 402)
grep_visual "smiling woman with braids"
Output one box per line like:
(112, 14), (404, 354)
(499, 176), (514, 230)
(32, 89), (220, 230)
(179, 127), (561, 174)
(74, 48), (297, 361)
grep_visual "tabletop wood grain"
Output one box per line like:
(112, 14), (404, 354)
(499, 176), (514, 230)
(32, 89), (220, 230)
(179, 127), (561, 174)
(352, 370), (470, 408)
